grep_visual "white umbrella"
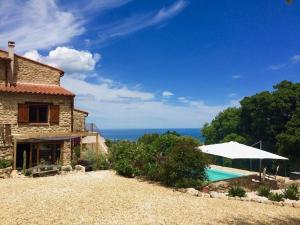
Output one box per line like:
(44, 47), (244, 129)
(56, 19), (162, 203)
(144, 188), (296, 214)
(198, 141), (288, 178)
(198, 141), (288, 160)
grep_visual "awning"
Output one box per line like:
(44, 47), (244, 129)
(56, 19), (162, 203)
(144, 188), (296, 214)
(198, 141), (288, 160)
(14, 132), (98, 142)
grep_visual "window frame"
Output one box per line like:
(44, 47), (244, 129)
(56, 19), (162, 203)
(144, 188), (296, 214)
(28, 104), (49, 124)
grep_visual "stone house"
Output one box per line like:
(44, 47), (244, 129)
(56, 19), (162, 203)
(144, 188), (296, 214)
(0, 41), (91, 169)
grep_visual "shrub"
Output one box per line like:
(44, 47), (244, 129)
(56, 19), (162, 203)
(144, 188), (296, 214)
(73, 146), (81, 158)
(174, 178), (207, 189)
(268, 192), (284, 202)
(137, 133), (159, 145)
(25, 169), (32, 176)
(283, 184), (299, 200)
(228, 186), (246, 197)
(158, 136), (209, 187)
(0, 159), (12, 169)
(109, 141), (141, 177)
(108, 133), (210, 188)
(257, 185), (271, 197)
(83, 149), (110, 171)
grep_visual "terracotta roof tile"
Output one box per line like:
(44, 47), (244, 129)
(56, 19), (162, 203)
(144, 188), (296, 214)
(0, 83), (75, 97)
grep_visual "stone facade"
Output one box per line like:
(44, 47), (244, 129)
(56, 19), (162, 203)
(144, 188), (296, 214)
(0, 50), (62, 85)
(73, 109), (88, 132)
(0, 45), (88, 168)
(0, 93), (73, 134)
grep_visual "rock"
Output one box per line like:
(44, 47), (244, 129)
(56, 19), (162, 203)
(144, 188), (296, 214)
(203, 193), (211, 198)
(260, 197), (269, 204)
(273, 201), (284, 206)
(0, 166), (12, 179)
(228, 197), (235, 200)
(75, 165), (85, 173)
(202, 186), (210, 193)
(210, 191), (223, 199)
(186, 188), (199, 197)
(284, 202), (294, 207)
(293, 202), (300, 208)
(61, 165), (72, 172)
(10, 170), (19, 178)
(177, 188), (187, 193)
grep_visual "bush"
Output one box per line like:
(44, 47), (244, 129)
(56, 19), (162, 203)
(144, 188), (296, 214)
(283, 184), (299, 200)
(228, 186), (246, 197)
(0, 159), (12, 169)
(158, 136), (209, 187)
(83, 149), (109, 171)
(257, 185), (271, 197)
(73, 146), (81, 158)
(174, 178), (207, 189)
(109, 141), (141, 177)
(108, 133), (210, 188)
(268, 192), (284, 202)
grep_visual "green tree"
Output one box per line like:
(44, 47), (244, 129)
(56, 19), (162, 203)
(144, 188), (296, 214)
(222, 133), (247, 144)
(240, 81), (300, 153)
(276, 107), (300, 161)
(201, 107), (243, 144)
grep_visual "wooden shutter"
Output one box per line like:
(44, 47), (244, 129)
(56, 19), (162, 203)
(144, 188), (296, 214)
(50, 105), (60, 125)
(18, 104), (29, 123)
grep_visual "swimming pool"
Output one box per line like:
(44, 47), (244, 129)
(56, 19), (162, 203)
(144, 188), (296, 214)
(205, 168), (244, 182)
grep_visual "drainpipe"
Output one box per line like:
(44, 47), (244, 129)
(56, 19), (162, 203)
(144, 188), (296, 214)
(8, 41), (15, 85)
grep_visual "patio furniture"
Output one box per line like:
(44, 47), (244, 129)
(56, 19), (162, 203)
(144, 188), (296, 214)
(290, 172), (300, 180)
(32, 165), (59, 177)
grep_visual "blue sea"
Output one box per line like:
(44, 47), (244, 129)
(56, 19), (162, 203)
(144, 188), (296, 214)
(100, 128), (204, 142)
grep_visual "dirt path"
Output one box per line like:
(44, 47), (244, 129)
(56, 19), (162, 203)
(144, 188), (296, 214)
(0, 170), (299, 225)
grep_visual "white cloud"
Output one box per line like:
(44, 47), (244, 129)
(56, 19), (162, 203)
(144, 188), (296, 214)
(60, 73), (238, 128)
(228, 93), (237, 98)
(268, 63), (286, 71)
(231, 75), (241, 79)
(162, 91), (174, 97)
(67, 78), (238, 128)
(178, 97), (190, 103)
(24, 47), (100, 75)
(0, 0), (187, 51)
(62, 76), (154, 102)
(96, 0), (188, 43)
(290, 54), (300, 64)
(0, 0), (84, 52)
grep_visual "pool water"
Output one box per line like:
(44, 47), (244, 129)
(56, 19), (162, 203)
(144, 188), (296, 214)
(205, 168), (244, 182)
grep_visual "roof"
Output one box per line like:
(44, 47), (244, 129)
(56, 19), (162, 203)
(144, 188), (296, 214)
(0, 50), (64, 75)
(0, 83), (75, 97)
(74, 108), (89, 115)
(198, 141), (288, 160)
(0, 56), (11, 61)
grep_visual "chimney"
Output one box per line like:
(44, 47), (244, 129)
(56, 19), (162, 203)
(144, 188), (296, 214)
(8, 41), (15, 84)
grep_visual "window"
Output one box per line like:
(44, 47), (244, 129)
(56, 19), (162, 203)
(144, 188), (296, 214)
(29, 105), (48, 123)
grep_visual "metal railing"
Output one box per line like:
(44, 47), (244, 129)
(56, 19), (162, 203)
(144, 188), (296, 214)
(85, 123), (99, 133)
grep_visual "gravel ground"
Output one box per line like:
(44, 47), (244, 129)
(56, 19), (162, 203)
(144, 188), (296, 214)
(0, 170), (299, 225)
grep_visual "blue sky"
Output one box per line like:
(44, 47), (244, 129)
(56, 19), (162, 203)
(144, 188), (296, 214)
(0, 0), (300, 128)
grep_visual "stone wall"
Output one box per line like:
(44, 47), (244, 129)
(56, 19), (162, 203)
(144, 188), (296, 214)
(0, 93), (73, 162)
(0, 146), (13, 160)
(73, 109), (87, 132)
(62, 140), (71, 165)
(0, 51), (62, 85)
(0, 93), (72, 134)
(0, 166), (12, 179)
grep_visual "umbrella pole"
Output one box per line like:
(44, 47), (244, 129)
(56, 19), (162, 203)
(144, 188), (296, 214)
(259, 159), (262, 179)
